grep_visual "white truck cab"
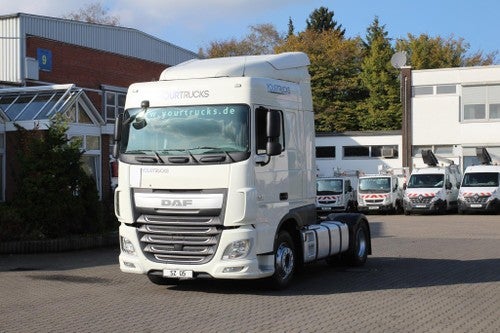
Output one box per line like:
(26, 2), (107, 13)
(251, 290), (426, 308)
(113, 52), (371, 289)
(403, 150), (462, 215)
(458, 149), (500, 214)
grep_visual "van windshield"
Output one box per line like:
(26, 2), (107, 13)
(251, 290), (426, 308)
(120, 104), (249, 157)
(461, 172), (499, 187)
(407, 174), (444, 188)
(359, 177), (390, 193)
(317, 179), (343, 195)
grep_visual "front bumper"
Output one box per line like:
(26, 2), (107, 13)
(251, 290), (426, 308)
(357, 204), (395, 214)
(118, 223), (274, 280)
(458, 198), (500, 213)
(403, 198), (446, 214)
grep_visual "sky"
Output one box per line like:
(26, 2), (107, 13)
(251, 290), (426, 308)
(1, 0), (499, 59)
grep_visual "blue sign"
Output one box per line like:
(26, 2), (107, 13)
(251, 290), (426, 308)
(37, 48), (52, 71)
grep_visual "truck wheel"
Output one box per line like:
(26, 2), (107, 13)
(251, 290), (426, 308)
(147, 273), (178, 286)
(345, 223), (368, 266)
(267, 230), (296, 290)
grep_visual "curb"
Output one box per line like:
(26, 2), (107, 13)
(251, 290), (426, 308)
(0, 232), (119, 254)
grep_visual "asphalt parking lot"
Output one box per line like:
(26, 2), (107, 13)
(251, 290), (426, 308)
(1, 214), (499, 333)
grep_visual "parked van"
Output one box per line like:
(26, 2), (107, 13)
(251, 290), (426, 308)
(316, 177), (357, 214)
(357, 172), (404, 214)
(458, 149), (500, 214)
(403, 150), (462, 215)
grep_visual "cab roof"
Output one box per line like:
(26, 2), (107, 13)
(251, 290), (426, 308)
(159, 52), (310, 83)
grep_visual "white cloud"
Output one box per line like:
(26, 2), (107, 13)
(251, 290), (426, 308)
(1, 0), (325, 51)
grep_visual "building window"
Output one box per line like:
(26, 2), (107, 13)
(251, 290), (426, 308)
(343, 146), (369, 158)
(462, 85), (500, 122)
(464, 104), (486, 120)
(105, 91), (126, 123)
(413, 86), (433, 96)
(372, 145), (399, 158)
(316, 146), (335, 158)
(436, 85), (456, 94)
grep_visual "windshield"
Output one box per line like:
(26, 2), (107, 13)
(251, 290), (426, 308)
(120, 104), (249, 157)
(359, 177), (390, 193)
(462, 172), (499, 187)
(317, 179), (343, 195)
(407, 174), (444, 188)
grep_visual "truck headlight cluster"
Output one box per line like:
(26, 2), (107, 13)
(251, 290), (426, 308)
(120, 236), (136, 255)
(222, 239), (252, 260)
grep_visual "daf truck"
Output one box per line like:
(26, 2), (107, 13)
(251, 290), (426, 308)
(113, 52), (371, 289)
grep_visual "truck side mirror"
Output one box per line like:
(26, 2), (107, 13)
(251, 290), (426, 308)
(113, 114), (123, 158)
(266, 110), (282, 156)
(403, 183), (407, 190)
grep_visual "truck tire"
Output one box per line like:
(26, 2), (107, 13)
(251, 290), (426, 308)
(147, 273), (178, 286)
(267, 230), (296, 290)
(345, 222), (369, 266)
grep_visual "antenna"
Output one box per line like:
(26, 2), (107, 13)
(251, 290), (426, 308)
(391, 51), (407, 69)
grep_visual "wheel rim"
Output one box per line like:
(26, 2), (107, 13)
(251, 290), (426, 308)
(356, 228), (367, 259)
(276, 242), (294, 280)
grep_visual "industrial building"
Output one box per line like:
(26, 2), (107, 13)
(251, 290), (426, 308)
(0, 13), (198, 202)
(316, 66), (500, 177)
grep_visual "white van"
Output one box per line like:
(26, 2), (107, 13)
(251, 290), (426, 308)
(458, 165), (500, 214)
(316, 177), (357, 214)
(403, 150), (462, 215)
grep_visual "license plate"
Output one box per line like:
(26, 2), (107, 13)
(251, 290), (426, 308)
(321, 207), (331, 211)
(368, 206), (379, 210)
(163, 269), (193, 278)
(470, 204), (482, 208)
(415, 205), (426, 208)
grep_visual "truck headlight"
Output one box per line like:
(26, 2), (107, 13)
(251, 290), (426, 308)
(120, 236), (136, 255)
(222, 239), (252, 260)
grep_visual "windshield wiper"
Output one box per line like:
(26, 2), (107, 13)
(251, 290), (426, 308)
(125, 150), (164, 163)
(188, 146), (235, 162)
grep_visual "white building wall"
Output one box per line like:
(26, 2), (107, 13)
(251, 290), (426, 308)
(412, 66), (500, 169)
(315, 133), (402, 178)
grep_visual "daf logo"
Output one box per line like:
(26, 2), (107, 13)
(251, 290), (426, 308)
(161, 199), (193, 207)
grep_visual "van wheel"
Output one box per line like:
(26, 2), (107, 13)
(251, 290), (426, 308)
(267, 230), (296, 290)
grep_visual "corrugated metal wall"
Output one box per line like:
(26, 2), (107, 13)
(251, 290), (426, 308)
(1, 13), (198, 84)
(20, 14), (198, 66)
(0, 16), (23, 83)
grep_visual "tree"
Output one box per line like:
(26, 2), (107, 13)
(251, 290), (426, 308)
(359, 17), (401, 130)
(11, 114), (102, 239)
(306, 6), (345, 37)
(201, 24), (283, 58)
(276, 29), (366, 132)
(63, 2), (119, 25)
(287, 17), (295, 37)
(396, 33), (497, 69)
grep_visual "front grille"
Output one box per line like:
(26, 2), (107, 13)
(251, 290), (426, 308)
(464, 196), (489, 204)
(366, 199), (384, 204)
(409, 197), (433, 204)
(137, 215), (223, 265)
